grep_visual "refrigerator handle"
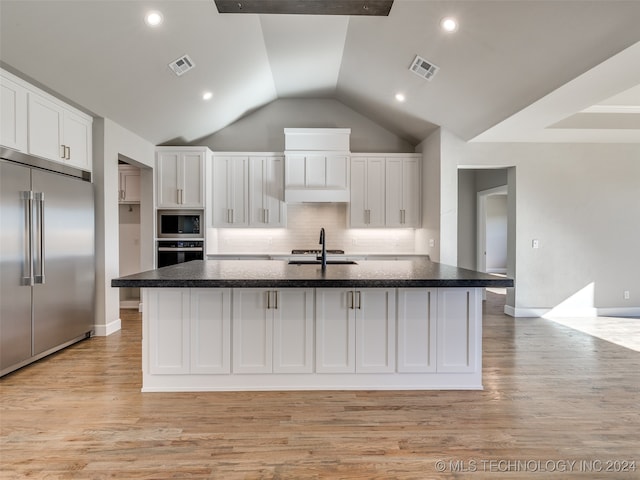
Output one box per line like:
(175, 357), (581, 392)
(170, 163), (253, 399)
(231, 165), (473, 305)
(34, 192), (46, 284)
(20, 191), (34, 286)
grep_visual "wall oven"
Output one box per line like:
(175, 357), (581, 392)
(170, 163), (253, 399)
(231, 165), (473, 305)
(157, 210), (203, 239)
(157, 240), (204, 268)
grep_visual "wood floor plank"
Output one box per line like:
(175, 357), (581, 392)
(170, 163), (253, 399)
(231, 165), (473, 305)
(1, 294), (639, 479)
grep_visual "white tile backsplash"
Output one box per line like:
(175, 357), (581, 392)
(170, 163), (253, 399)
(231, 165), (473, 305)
(208, 204), (416, 254)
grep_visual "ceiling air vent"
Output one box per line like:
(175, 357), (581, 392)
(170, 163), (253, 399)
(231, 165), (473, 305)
(168, 54), (195, 76)
(409, 55), (439, 81)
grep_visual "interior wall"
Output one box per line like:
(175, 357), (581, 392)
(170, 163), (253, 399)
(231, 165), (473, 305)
(93, 118), (155, 336)
(208, 204), (416, 254)
(415, 129), (441, 260)
(192, 98), (415, 153)
(457, 169), (509, 271)
(446, 130), (640, 315)
(118, 203), (141, 303)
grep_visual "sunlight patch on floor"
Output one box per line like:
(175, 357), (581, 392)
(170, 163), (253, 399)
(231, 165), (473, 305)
(548, 316), (640, 352)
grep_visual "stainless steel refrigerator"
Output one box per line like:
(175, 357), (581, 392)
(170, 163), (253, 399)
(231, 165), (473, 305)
(1, 148), (95, 376)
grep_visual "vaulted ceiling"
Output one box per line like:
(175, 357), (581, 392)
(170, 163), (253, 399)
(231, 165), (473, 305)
(1, 0), (639, 146)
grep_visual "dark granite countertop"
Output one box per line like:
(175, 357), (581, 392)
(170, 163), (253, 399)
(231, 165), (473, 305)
(111, 259), (514, 288)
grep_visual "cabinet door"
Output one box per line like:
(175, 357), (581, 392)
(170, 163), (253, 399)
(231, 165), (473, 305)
(249, 156), (284, 227)
(355, 288), (396, 373)
(27, 92), (63, 162)
(325, 154), (349, 190)
(436, 288), (480, 373)
(397, 288), (436, 373)
(264, 156), (285, 227)
(180, 152), (205, 207)
(156, 152), (180, 207)
(212, 156), (248, 226)
(147, 289), (190, 374)
(232, 289), (272, 373)
(401, 157), (420, 227)
(191, 289), (231, 374)
(0, 74), (27, 151)
(119, 166), (141, 203)
(273, 289), (314, 373)
(315, 289), (355, 373)
(349, 158), (368, 227)
(62, 109), (92, 171)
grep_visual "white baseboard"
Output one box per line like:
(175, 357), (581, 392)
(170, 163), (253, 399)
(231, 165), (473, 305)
(120, 300), (140, 309)
(93, 318), (122, 336)
(504, 305), (640, 318)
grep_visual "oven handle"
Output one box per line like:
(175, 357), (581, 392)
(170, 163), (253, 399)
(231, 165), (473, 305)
(157, 247), (204, 252)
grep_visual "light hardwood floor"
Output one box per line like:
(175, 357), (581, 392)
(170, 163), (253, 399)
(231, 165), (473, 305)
(1, 293), (639, 479)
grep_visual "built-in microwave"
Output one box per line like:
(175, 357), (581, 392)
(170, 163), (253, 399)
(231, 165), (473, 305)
(157, 210), (203, 238)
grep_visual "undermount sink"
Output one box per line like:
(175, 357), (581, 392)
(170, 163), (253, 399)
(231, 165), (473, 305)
(288, 260), (358, 265)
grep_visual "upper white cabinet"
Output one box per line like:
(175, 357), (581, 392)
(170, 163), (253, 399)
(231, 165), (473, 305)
(0, 73), (27, 152)
(350, 157), (385, 227)
(1, 68), (93, 172)
(385, 156), (421, 227)
(315, 288), (395, 373)
(156, 147), (207, 208)
(284, 153), (350, 202)
(350, 154), (421, 228)
(211, 153), (285, 228)
(284, 128), (351, 203)
(212, 155), (249, 226)
(118, 164), (141, 204)
(249, 156), (286, 227)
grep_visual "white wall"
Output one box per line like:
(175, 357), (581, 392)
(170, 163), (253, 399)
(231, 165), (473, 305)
(191, 98), (415, 153)
(209, 204), (416, 254)
(93, 118), (155, 336)
(415, 129), (441, 260)
(443, 130), (640, 316)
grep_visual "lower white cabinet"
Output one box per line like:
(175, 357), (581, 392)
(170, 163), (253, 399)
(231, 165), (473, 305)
(397, 288), (437, 373)
(436, 288), (479, 373)
(146, 288), (231, 375)
(142, 286), (482, 390)
(232, 288), (314, 374)
(315, 288), (396, 373)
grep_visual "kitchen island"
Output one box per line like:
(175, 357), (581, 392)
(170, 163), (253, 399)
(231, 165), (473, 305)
(112, 259), (513, 392)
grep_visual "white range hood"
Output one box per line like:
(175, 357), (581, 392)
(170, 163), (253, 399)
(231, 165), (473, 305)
(284, 128), (351, 203)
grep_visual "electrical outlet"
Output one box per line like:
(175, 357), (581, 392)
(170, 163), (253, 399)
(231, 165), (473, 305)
(429, 238), (435, 247)
(532, 239), (540, 249)
(623, 290), (630, 300)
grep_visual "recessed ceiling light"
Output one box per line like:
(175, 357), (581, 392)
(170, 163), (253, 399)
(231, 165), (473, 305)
(440, 17), (458, 32)
(145, 11), (163, 27)
(202, 91), (213, 101)
(395, 93), (406, 102)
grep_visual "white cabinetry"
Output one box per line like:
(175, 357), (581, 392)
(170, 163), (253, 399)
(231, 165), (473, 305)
(385, 156), (421, 227)
(350, 157), (385, 227)
(118, 164), (140, 203)
(27, 92), (92, 171)
(249, 156), (286, 227)
(232, 288), (314, 374)
(397, 288), (436, 372)
(315, 288), (395, 373)
(156, 148), (206, 208)
(212, 154), (285, 227)
(436, 288), (480, 373)
(0, 73), (27, 152)
(212, 155), (249, 226)
(146, 288), (231, 375)
(284, 153), (350, 203)
(1, 68), (92, 171)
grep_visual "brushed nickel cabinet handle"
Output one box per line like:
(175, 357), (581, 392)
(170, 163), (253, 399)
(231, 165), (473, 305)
(266, 290), (271, 309)
(356, 291), (362, 310)
(60, 145), (66, 159)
